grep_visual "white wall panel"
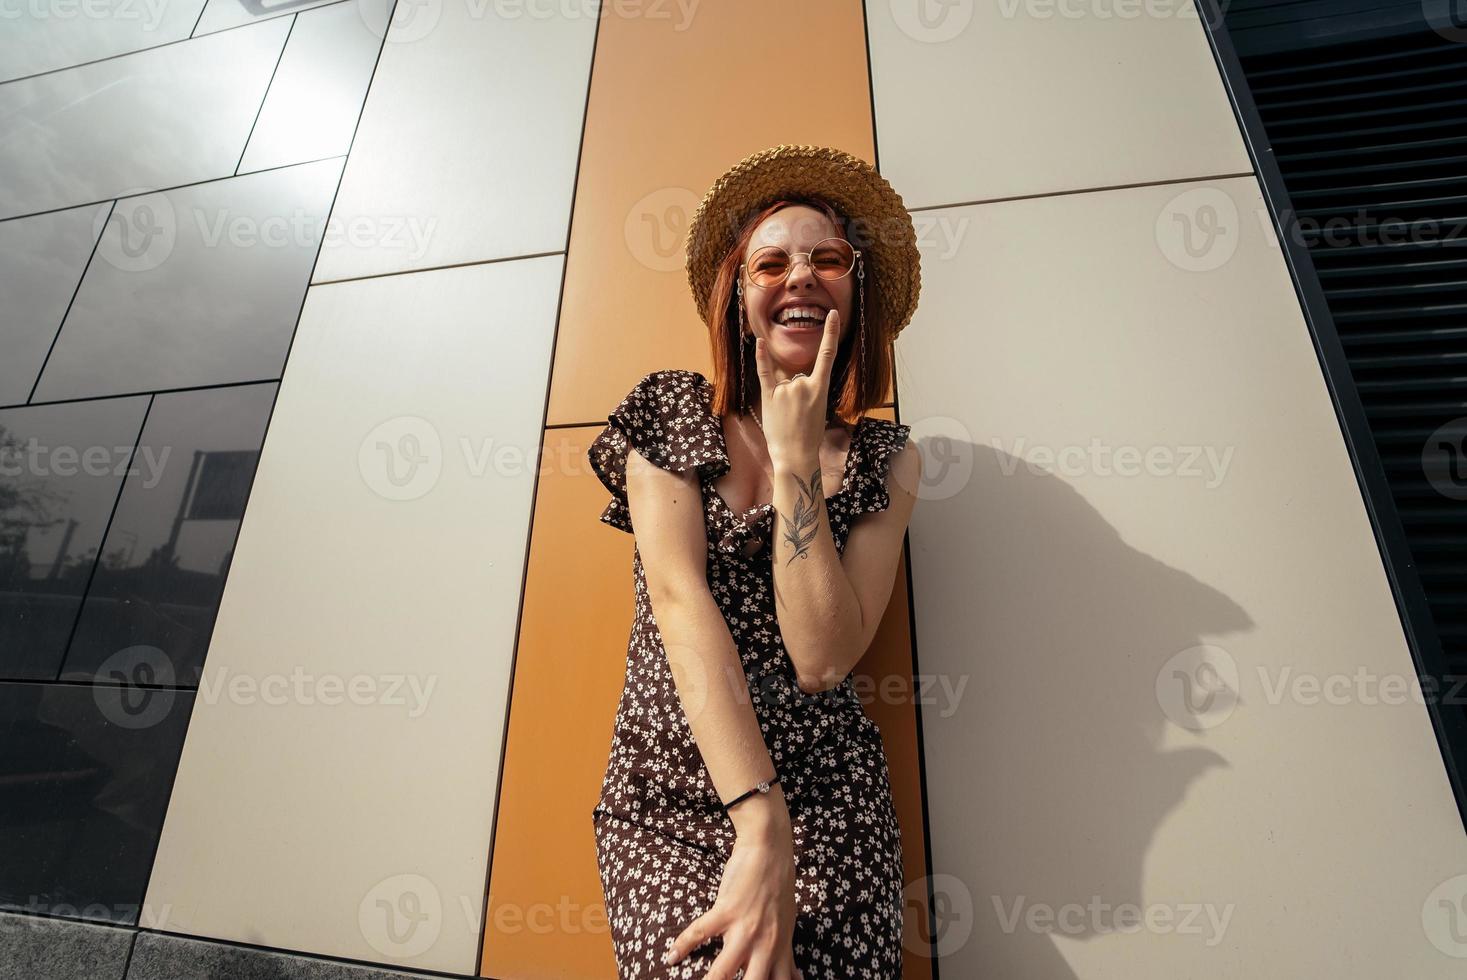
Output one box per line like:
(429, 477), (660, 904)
(311, 2), (595, 282)
(896, 178), (1467, 976)
(866, 0), (1251, 208)
(142, 256), (562, 974)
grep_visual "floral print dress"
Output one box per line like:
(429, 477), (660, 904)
(587, 368), (912, 979)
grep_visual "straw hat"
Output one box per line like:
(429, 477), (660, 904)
(683, 144), (921, 338)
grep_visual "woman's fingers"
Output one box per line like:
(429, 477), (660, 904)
(664, 908), (720, 966)
(702, 938), (750, 980)
(810, 308), (840, 391)
(741, 948), (774, 980)
(754, 334), (772, 391)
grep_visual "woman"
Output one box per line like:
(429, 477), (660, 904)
(587, 145), (922, 980)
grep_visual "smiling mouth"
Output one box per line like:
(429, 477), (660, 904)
(774, 308), (828, 327)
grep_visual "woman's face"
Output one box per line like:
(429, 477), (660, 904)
(740, 205), (855, 374)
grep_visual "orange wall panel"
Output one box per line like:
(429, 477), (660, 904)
(482, 424), (629, 979)
(546, 0), (877, 427)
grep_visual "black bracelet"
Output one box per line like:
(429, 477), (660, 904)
(722, 775), (780, 812)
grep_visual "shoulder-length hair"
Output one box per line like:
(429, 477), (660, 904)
(703, 196), (896, 428)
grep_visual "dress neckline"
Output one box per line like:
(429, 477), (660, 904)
(693, 372), (865, 524)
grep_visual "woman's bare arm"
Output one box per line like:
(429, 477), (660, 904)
(769, 438), (921, 693)
(623, 447), (789, 835)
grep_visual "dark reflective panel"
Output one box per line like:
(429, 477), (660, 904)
(0, 398), (150, 680)
(0, 3), (204, 85)
(0, 20), (287, 221)
(0, 203), (108, 406)
(33, 158), (342, 402)
(0, 680), (192, 923)
(61, 383), (277, 687)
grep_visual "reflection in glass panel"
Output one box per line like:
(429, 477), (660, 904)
(195, 0), (348, 36)
(61, 384), (278, 686)
(0, 681), (192, 923)
(237, 0), (390, 173)
(32, 157), (343, 402)
(0, 203), (109, 406)
(0, 398), (149, 680)
(0, 19), (288, 221)
(0, 0), (206, 85)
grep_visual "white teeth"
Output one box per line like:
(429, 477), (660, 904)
(777, 307), (827, 325)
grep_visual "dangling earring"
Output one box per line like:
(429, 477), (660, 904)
(856, 256), (866, 414)
(737, 277), (748, 414)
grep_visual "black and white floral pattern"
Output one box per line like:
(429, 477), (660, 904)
(587, 369), (912, 979)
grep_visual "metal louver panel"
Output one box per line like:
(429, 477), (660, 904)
(1239, 24), (1467, 675)
(1200, 0), (1467, 827)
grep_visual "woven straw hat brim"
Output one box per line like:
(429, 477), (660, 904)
(683, 144), (921, 338)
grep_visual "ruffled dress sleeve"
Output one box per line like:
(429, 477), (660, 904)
(586, 369), (729, 535)
(846, 417), (913, 519)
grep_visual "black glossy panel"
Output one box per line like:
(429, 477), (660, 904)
(0, 398), (149, 680)
(61, 384), (277, 687)
(0, 681), (193, 924)
(32, 158), (341, 402)
(0, 4), (204, 85)
(0, 21), (287, 220)
(0, 204), (108, 406)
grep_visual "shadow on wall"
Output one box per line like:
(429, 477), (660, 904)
(912, 441), (1253, 976)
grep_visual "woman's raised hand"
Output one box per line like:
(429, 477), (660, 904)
(753, 309), (841, 472)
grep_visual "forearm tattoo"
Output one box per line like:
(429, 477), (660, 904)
(777, 464), (823, 565)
